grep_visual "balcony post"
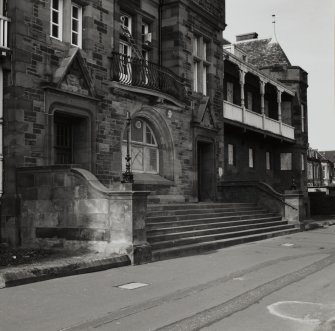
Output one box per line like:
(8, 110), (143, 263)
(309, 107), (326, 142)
(277, 89), (283, 135)
(239, 68), (246, 123)
(260, 79), (266, 130)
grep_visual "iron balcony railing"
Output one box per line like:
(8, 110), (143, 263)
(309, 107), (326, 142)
(110, 52), (186, 101)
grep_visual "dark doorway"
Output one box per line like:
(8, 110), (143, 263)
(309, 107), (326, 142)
(197, 140), (215, 201)
(53, 112), (91, 170)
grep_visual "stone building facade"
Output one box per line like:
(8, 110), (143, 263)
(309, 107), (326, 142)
(2, 0), (226, 247)
(1, 0), (308, 254)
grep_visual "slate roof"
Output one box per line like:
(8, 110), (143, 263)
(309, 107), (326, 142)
(236, 38), (291, 68)
(320, 151), (335, 163)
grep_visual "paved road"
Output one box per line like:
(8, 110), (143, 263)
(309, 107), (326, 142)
(1, 227), (335, 331)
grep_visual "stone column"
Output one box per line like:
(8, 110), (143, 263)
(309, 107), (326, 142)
(239, 69), (246, 108)
(239, 68), (246, 123)
(260, 80), (265, 114)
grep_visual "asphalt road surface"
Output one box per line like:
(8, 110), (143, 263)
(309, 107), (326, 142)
(1, 227), (335, 331)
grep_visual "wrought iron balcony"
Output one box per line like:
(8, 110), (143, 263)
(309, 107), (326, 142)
(110, 52), (186, 102)
(0, 15), (10, 52)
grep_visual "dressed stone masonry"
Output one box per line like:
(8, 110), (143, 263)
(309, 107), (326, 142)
(17, 166), (151, 264)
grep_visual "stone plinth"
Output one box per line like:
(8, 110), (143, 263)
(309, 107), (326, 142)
(284, 190), (305, 228)
(16, 166), (151, 265)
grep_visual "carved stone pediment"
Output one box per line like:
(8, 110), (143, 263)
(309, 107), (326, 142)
(60, 59), (90, 96)
(52, 48), (96, 97)
(193, 96), (217, 130)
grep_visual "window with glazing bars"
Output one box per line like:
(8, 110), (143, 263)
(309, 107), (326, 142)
(55, 120), (73, 164)
(51, 0), (63, 40)
(71, 3), (82, 47)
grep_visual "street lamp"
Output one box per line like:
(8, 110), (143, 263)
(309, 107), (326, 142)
(122, 111), (134, 183)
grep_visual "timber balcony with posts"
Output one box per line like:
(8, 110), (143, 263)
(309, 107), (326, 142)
(223, 101), (295, 140)
(223, 48), (296, 141)
(0, 14), (10, 53)
(110, 52), (186, 102)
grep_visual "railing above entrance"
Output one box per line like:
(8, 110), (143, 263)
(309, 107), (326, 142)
(110, 52), (186, 102)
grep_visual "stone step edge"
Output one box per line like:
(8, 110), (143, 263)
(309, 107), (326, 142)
(146, 213), (283, 228)
(147, 203), (256, 210)
(152, 228), (300, 260)
(150, 224), (295, 248)
(146, 207), (263, 216)
(146, 209), (269, 219)
(0, 255), (130, 288)
(147, 213), (280, 224)
(147, 218), (285, 237)
(147, 202), (254, 207)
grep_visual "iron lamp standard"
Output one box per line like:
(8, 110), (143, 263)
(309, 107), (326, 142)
(122, 111), (134, 183)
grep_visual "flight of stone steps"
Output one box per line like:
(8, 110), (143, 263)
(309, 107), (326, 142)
(146, 202), (299, 261)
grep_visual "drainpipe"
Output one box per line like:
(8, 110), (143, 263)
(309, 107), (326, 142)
(158, 0), (163, 66)
(113, 0), (117, 52)
(0, 65), (3, 199)
(0, 0), (4, 199)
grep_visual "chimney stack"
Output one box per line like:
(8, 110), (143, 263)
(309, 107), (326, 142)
(236, 32), (258, 42)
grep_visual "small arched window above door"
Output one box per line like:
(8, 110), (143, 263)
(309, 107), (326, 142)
(122, 119), (159, 174)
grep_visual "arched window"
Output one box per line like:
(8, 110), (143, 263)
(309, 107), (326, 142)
(122, 119), (159, 174)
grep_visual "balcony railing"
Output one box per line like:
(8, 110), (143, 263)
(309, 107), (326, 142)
(264, 116), (281, 135)
(110, 52), (186, 101)
(0, 15), (10, 51)
(223, 101), (295, 140)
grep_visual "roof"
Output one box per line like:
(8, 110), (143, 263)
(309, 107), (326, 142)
(236, 38), (291, 68)
(320, 151), (335, 163)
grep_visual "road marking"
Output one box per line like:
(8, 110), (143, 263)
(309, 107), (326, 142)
(267, 301), (335, 329)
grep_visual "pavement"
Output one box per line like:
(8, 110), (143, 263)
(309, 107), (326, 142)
(304, 215), (335, 230)
(0, 214), (334, 289)
(0, 224), (335, 331)
(0, 252), (130, 288)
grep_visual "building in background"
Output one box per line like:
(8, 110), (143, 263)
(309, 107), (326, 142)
(221, 34), (308, 194)
(320, 150), (335, 185)
(307, 148), (334, 189)
(308, 148), (335, 216)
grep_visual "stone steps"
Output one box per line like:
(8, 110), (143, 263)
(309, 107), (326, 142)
(150, 224), (295, 250)
(147, 202), (254, 212)
(146, 202), (298, 261)
(148, 220), (287, 243)
(146, 206), (261, 217)
(147, 215), (282, 235)
(147, 210), (273, 223)
(147, 213), (279, 229)
(152, 228), (299, 261)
